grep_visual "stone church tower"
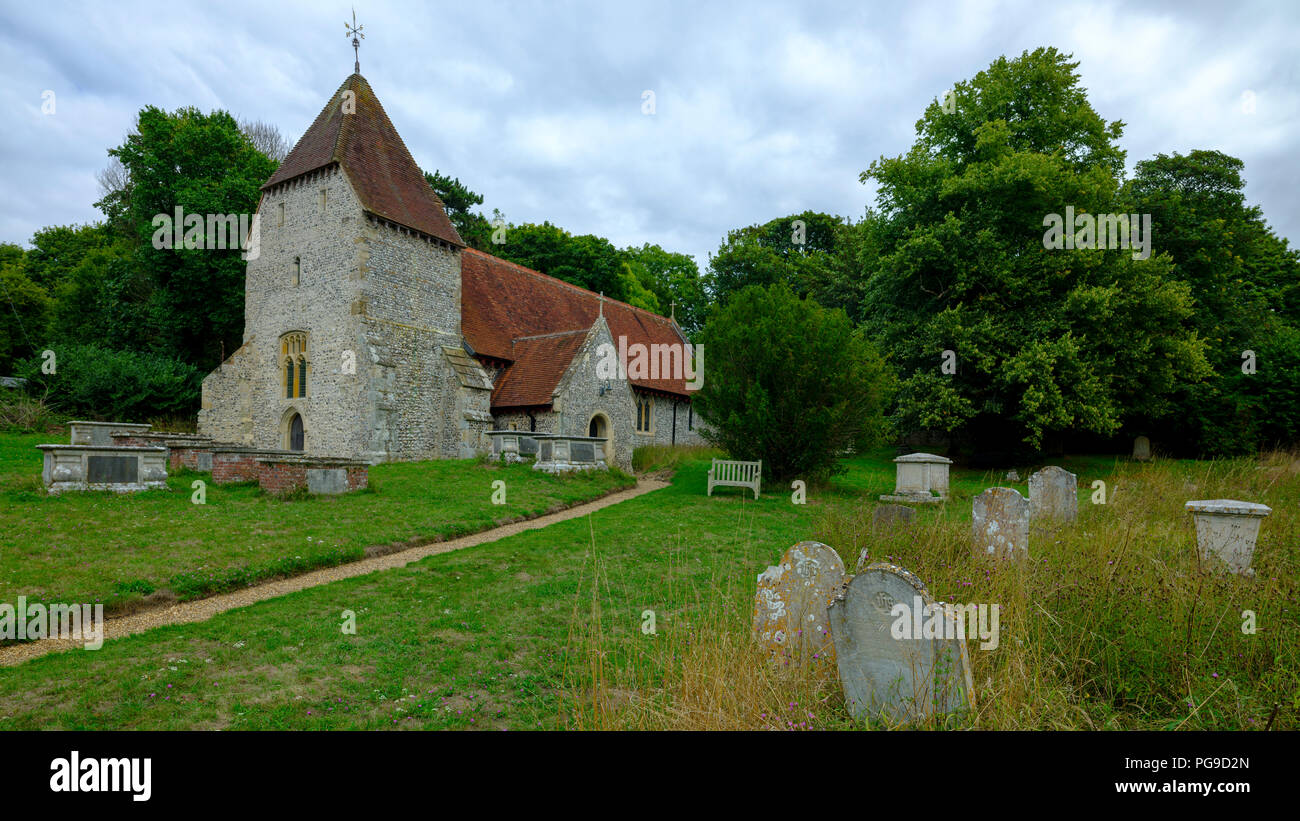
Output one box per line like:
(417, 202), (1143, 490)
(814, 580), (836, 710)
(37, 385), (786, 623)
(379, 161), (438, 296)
(198, 73), (494, 462)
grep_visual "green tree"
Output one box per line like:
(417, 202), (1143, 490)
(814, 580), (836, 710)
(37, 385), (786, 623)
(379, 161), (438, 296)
(424, 169), (493, 249)
(706, 211), (860, 315)
(693, 283), (891, 482)
(0, 247), (52, 374)
(491, 221), (630, 301)
(622, 243), (708, 335)
(106, 105), (275, 371)
(1124, 149), (1300, 454)
(862, 47), (1210, 454)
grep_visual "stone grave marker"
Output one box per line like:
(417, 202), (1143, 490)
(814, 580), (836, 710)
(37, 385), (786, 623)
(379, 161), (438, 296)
(973, 487), (1029, 557)
(880, 452), (951, 504)
(872, 504), (916, 533)
(753, 541), (847, 661)
(1185, 500), (1272, 575)
(1028, 466), (1077, 524)
(307, 467), (348, 495)
(828, 562), (974, 723)
(1133, 436), (1152, 461)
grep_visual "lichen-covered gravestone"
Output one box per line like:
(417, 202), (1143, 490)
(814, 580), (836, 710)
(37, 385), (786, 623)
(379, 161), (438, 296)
(972, 487), (1029, 557)
(753, 541), (847, 662)
(1185, 500), (1272, 576)
(1028, 466), (1077, 524)
(1133, 436), (1152, 461)
(828, 563), (974, 723)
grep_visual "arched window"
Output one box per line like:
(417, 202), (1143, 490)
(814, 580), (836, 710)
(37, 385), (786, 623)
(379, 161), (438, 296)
(292, 256), (301, 286)
(280, 332), (309, 398)
(635, 395), (654, 434)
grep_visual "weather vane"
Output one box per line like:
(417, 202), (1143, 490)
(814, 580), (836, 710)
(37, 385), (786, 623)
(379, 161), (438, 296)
(345, 8), (365, 74)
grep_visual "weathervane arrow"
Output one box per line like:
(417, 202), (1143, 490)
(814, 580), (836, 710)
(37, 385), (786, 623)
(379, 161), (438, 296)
(345, 8), (365, 73)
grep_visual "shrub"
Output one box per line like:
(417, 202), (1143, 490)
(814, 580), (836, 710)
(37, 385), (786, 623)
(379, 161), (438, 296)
(21, 343), (201, 421)
(0, 387), (62, 432)
(693, 283), (892, 482)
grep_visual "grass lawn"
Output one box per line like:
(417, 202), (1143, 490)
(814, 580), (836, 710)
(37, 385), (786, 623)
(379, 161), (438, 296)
(0, 445), (1295, 730)
(0, 430), (634, 611)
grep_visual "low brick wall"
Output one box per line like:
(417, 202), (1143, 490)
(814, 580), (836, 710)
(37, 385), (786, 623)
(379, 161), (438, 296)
(211, 448), (301, 484)
(111, 432), (216, 472)
(254, 456), (369, 496)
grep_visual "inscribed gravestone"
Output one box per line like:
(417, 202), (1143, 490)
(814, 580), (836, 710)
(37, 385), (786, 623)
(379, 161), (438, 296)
(1133, 436), (1151, 461)
(972, 487), (1029, 557)
(572, 442), (595, 462)
(1185, 500), (1272, 576)
(1028, 466), (1077, 523)
(87, 455), (138, 484)
(828, 562), (974, 723)
(753, 541), (847, 661)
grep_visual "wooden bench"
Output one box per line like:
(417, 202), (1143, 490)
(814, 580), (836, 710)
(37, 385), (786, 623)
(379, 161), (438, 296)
(707, 458), (761, 499)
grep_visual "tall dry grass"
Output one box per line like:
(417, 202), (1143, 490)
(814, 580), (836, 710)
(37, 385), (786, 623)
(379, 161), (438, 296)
(566, 452), (1300, 730)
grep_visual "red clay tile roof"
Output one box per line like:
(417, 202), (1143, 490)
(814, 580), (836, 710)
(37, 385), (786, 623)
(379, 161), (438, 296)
(264, 74), (462, 246)
(490, 330), (590, 408)
(461, 249), (695, 407)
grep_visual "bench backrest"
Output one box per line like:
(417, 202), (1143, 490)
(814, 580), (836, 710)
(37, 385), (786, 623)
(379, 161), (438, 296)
(712, 458), (761, 482)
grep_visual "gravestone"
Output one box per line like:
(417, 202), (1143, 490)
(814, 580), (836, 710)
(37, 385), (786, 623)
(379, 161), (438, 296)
(571, 442), (595, 463)
(1005, 469), (1020, 482)
(972, 487), (1029, 557)
(872, 504), (916, 533)
(880, 452), (951, 504)
(1133, 436), (1152, 461)
(828, 562), (974, 723)
(87, 455), (139, 484)
(753, 541), (847, 661)
(195, 451), (213, 472)
(1185, 500), (1272, 575)
(307, 467), (348, 494)
(1028, 466), (1077, 523)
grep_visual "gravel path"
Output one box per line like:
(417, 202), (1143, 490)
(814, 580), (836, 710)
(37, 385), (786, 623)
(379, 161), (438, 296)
(0, 478), (668, 667)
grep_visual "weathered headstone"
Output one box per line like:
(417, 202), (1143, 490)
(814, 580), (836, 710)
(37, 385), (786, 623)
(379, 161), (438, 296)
(1028, 466), (1077, 523)
(1133, 436), (1152, 461)
(1005, 469), (1020, 482)
(872, 504), (916, 533)
(753, 541), (847, 661)
(1185, 500), (1272, 575)
(828, 562), (974, 723)
(972, 487), (1029, 557)
(307, 467), (348, 494)
(880, 452), (952, 504)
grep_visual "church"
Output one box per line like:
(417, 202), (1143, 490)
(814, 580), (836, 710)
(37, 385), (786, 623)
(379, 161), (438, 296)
(197, 68), (704, 470)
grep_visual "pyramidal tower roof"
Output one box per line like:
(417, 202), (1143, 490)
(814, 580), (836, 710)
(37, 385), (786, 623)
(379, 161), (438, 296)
(264, 73), (463, 246)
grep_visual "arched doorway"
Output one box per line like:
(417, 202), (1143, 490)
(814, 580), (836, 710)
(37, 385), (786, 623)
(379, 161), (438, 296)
(288, 413), (304, 451)
(587, 412), (612, 465)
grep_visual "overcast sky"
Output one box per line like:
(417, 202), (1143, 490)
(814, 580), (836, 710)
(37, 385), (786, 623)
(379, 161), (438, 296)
(3, 0), (1297, 268)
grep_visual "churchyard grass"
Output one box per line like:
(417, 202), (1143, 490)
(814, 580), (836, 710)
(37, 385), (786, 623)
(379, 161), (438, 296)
(0, 445), (1295, 730)
(574, 451), (1300, 730)
(0, 430), (634, 614)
